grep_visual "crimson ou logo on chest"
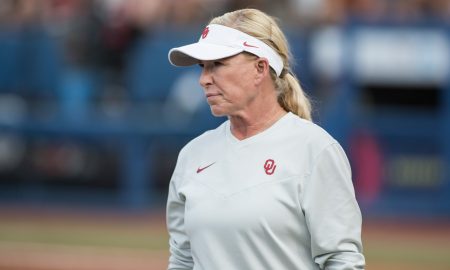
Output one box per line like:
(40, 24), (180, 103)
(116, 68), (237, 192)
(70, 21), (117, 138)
(264, 159), (277, 175)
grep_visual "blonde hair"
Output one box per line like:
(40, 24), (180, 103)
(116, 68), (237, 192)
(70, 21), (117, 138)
(210, 9), (312, 121)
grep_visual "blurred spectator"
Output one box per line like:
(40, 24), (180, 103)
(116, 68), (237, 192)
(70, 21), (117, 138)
(166, 0), (220, 26)
(419, 0), (450, 23)
(0, 0), (41, 27)
(287, 0), (450, 27)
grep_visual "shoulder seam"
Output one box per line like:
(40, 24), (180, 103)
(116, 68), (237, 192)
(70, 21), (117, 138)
(305, 141), (339, 178)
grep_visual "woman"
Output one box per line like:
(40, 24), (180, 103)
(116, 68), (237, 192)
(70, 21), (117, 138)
(166, 8), (365, 270)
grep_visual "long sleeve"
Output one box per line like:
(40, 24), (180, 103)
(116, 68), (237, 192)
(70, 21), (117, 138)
(166, 158), (194, 270)
(301, 143), (365, 270)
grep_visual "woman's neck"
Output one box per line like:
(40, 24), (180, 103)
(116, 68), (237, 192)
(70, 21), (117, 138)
(229, 104), (287, 140)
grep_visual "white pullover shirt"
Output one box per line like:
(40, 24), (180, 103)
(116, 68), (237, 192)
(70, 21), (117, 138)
(167, 112), (365, 270)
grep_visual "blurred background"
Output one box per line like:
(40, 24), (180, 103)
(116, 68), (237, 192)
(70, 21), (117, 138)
(0, 0), (449, 269)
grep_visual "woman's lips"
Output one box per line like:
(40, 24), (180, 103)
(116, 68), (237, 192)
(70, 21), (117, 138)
(206, 92), (220, 98)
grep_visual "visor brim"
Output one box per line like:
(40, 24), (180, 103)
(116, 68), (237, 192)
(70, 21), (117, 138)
(168, 43), (243, 66)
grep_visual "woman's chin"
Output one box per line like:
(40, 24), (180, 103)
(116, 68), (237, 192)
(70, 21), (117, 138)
(209, 106), (227, 117)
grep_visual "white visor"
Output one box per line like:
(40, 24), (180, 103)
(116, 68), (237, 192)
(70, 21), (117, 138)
(168, 24), (284, 77)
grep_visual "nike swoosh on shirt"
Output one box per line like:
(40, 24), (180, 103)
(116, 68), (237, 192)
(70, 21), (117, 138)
(197, 162), (216, 173)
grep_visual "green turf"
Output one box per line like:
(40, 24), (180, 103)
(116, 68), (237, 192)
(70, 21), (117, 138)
(0, 223), (168, 250)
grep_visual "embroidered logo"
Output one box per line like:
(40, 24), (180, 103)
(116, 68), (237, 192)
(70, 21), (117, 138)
(243, 41), (259, 48)
(264, 159), (276, 175)
(201, 27), (209, 39)
(197, 162), (215, 173)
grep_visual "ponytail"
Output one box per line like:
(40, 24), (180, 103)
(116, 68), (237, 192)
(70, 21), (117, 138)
(273, 70), (312, 121)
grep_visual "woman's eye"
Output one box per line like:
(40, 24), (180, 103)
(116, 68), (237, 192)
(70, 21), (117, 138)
(214, 61), (223, 66)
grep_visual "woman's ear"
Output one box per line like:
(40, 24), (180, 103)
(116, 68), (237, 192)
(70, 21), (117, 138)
(254, 58), (270, 83)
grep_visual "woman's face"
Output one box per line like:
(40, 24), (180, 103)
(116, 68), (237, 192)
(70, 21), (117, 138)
(199, 53), (259, 117)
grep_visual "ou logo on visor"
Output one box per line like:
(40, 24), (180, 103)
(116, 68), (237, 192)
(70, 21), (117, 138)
(201, 27), (209, 39)
(264, 159), (277, 175)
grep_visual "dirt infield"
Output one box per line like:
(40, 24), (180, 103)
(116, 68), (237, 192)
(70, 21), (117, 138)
(362, 219), (450, 270)
(0, 206), (449, 270)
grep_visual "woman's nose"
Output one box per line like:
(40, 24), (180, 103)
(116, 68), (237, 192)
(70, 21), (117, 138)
(199, 67), (213, 88)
